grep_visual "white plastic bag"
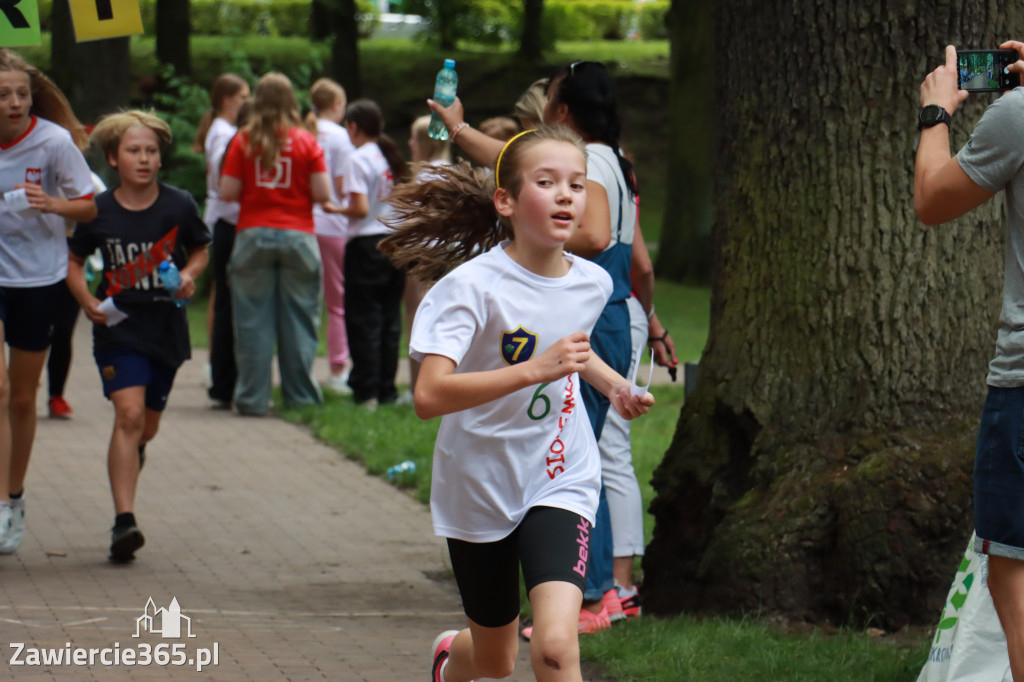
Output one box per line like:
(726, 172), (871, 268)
(917, 533), (1012, 682)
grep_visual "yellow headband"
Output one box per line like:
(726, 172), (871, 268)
(495, 129), (537, 189)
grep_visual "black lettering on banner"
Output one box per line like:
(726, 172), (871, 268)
(95, 0), (113, 20)
(0, 0), (30, 29)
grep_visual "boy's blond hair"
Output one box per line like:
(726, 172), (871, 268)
(91, 110), (172, 161)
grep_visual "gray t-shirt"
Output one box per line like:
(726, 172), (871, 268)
(957, 87), (1024, 386)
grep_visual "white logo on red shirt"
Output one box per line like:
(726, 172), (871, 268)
(255, 158), (293, 189)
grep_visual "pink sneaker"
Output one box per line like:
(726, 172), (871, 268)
(619, 587), (642, 618)
(602, 588), (626, 622)
(430, 630), (460, 682)
(577, 605), (612, 634)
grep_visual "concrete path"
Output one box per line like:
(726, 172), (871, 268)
(0, 322), (575, 681)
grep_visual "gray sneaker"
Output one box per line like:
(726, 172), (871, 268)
(0, 497), (25, 554)
(0, 502), (13, 555)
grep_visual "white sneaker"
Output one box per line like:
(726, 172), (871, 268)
(200, 363), (213, 389)
(0, 502), (14, 555)
(323, 369), (352, 395)
(396, 390), (415, 406)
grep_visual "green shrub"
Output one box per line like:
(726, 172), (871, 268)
(543, 0), (635, 43)
(136, 0), (376, 38)
(635, 0), (669, 40)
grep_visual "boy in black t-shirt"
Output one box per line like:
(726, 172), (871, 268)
(66, 111), (210, 563)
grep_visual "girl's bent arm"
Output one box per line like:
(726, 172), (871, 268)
(414, 331), (594, 420)
(579, 351), (655, 420)
(218, 175), (242, 203)
(339, 192), (369, 218)
(310, 171), (331, 204)
(17, 184), (97, 223)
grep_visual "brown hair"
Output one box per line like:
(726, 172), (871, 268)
(479, 116), (520, 143)
(192, 73), (248, 153)
(410, 114), (450, 163)
(345, 98), (409, 183)
(380, 125), (585, 282)
(90, 110), (173, 161)
(0, 49), (88, 150)
(304, 78), (346, 135)
(242, 72), (301, 170)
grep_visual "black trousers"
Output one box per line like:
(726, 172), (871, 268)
(344, 235), (405, 403)
(47, 281), (80, 397)
(208, 219), (237, 403)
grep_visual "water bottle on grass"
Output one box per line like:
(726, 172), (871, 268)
(428, 59), (458, 140)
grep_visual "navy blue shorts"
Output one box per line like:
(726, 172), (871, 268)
(0, 282), (63, 351)
(94, 348), (178, 412)
(446, 506), (590, 628)
(975, 385), (1024, 560)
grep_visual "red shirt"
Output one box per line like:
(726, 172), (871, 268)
(222, 127), (326, 233)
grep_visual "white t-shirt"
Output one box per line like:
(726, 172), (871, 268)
(410, 244), (613, 542)
(0, 116), (94, 288)
(202, 117), (240, 226)
(343, 141), (395, 239)
(586, 143), (636, 301)
(313, 119), (355, 239)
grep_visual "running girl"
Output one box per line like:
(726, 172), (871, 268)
(380, 125), (653, 682)
(67, 111), (210, 563)
(0, 48), (97, 555)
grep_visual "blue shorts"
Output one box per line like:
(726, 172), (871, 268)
(0, 282), (63, 351)
(95, 348), (178, 412)
(975, 385), (1024, 560)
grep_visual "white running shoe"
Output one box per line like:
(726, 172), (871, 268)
(0, 502), (15, 555)
(322, 369), (352, 395)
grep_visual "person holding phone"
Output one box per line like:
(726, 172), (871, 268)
(916, 42), (1024, 679)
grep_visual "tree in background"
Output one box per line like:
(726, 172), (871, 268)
(656, 0), (712, 284)
(518, 0), (545, 62)
(325, 0), (362, 99)
(156, 0), (191, 79)
(643, 1), (1009, 628)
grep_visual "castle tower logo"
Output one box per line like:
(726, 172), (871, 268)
(133, 597), (196, 639)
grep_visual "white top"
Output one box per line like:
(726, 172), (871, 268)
(202, 117), (240, 226)
(313, 119), (355, 239)
(343, 141), (395, 239)
(410, 244), (613, 542)
(0, 116), (94, 288)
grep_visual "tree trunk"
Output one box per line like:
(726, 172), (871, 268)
(50, 0), (130, 123)
(311, 0), (331, 42)
(518, 0), (544, 62)
(156, 0), (191, 79)
(329, 0), (362, 100)
(655, 0), (712, 284)
(644, 1), (1016, 629)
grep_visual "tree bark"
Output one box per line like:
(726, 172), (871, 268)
(644, 0), (1016, 628)
(311, 0), (331, 42)
(328, 0), (362, 100)
(656, 0), (712, 284)
(156, 0), (191, 78)
(518, 0), (544, 62)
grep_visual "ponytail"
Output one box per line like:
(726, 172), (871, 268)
(378, 133), (409, 183)
(193, 108), (216, 153)
(380, 162), (505, 282)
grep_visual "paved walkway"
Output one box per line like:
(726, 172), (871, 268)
(0, 323), (574, 681)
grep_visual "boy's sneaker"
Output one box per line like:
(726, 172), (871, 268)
(618, 585), (642, 619)
(0, 503), (13, 555)
(0, 497), (25, 554)
(430, 630), (462, 682)
(48, 396), (73, 419)
(602, 588), (626, 622)
(109, 524), (145, 563)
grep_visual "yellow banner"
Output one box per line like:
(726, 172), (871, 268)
(0, 0), (42, 47)
(69, 0), (143, 42)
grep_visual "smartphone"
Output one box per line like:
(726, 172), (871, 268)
(957, 49), (1018, 92)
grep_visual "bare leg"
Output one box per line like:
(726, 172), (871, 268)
(0, 323), (11, 504)
(7, 347), (48, 495)
(442, 618), (518, 682)
(107, 386), (164, 514)
(528, 581), (585, 682)
(989, 555), (1024, 680)
(613, 556), (635, 590)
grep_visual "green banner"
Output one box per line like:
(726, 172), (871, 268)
(0, 0), (41, 48)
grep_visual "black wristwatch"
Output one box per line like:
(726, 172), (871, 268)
(918, 105), (952, 131)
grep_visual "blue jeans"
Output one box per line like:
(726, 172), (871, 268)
(581, 300), (631, 601)
(229, 228), (323, 415)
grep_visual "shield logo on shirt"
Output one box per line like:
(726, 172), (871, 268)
(501, 326), (538, 366)
(25, 168), (41, 184)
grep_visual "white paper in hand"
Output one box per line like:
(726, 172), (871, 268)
(97, 297), (128, 327)
(630, 342), (653, 397)
(4, 188), (39, 218)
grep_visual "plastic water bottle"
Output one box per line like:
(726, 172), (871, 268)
(428, 59), (458, 140)
(386, 460), (416, 481)
(158, 260), (189, 307)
